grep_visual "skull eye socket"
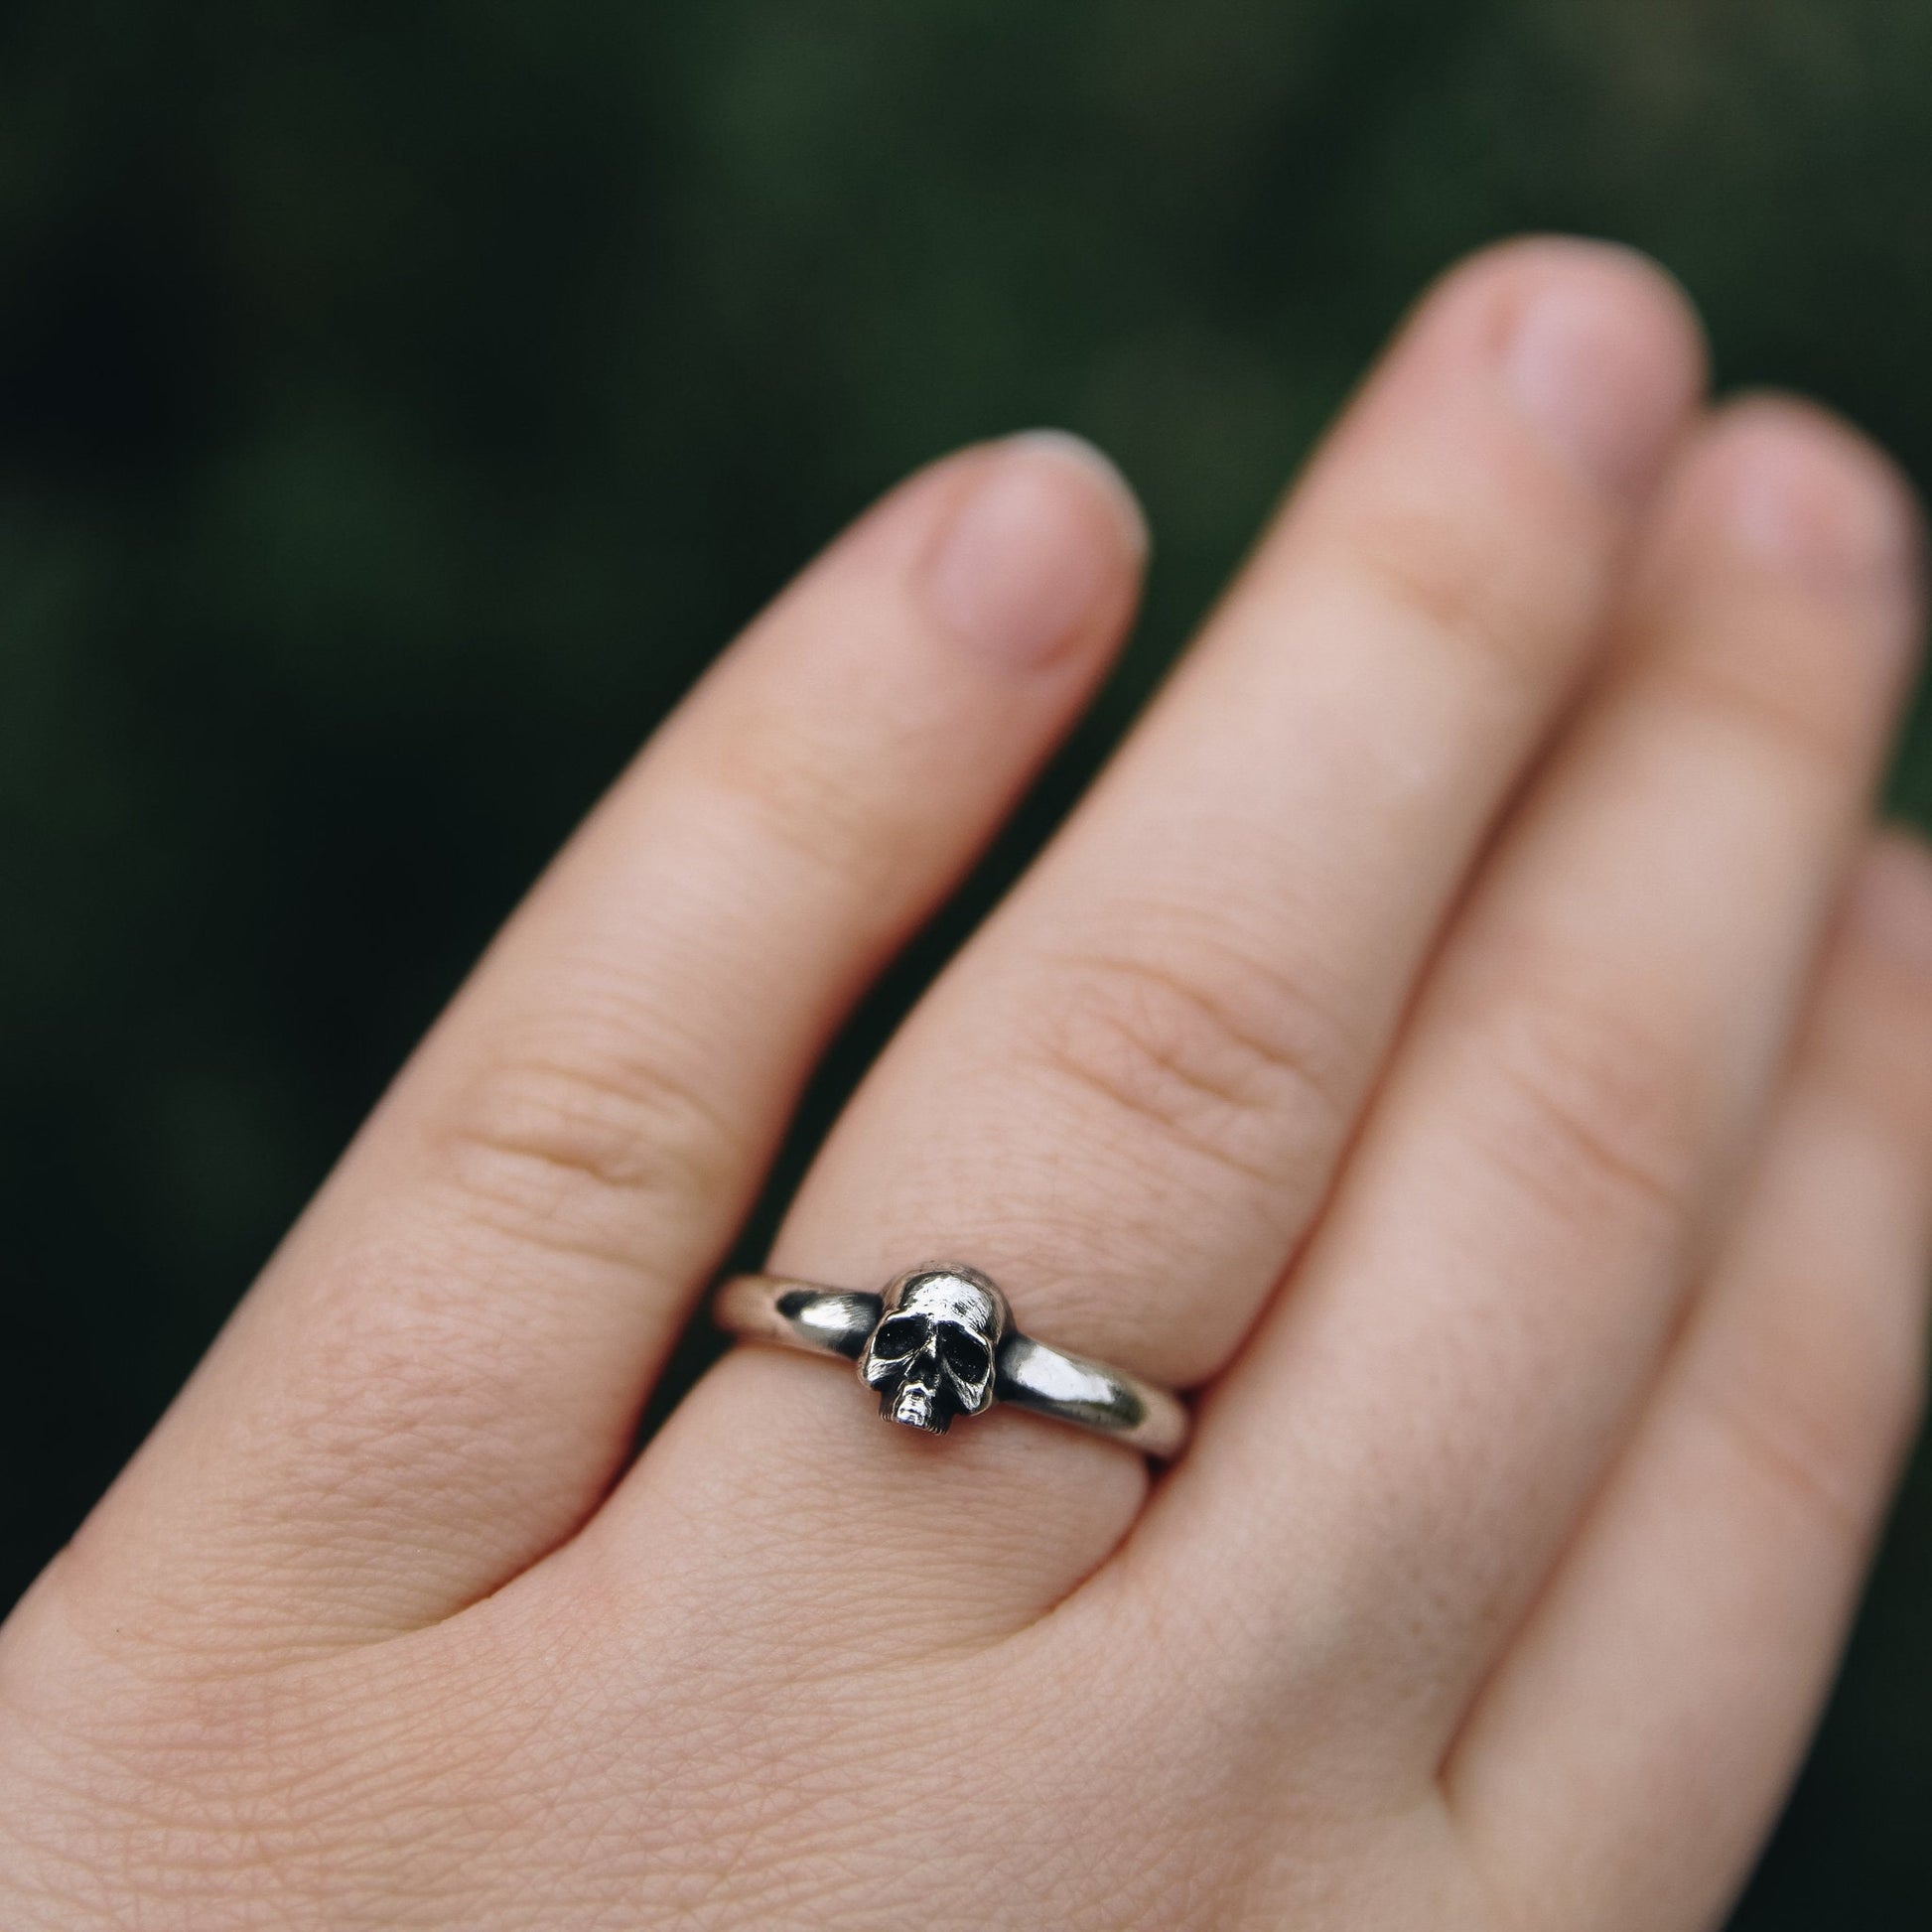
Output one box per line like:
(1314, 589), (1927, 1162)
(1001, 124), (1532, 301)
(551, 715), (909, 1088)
(939, 1329), (992, 1385)
(872, 1314), (928, 1360)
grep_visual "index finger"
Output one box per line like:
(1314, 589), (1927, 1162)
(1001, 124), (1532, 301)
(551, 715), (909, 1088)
(49, 433), (1148, 1652)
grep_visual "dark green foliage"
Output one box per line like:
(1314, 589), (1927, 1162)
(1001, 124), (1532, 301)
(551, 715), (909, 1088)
(0, 2), (1927, 1920)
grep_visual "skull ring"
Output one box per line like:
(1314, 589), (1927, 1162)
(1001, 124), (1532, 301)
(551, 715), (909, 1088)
(713, 1262), (1190, 1459)
(858, 1266), (1006, 1435)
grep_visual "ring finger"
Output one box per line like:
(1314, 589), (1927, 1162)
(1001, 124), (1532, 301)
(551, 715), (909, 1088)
(622, 238), (1706, 1625)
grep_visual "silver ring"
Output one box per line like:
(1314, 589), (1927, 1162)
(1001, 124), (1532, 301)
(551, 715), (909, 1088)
(714, 1263), (1190, 1460)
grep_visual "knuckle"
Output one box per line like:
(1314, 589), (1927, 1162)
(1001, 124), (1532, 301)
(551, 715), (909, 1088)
(1694, 1330), (1923, 1553)
(1328, 495), (1574, 703)
(1692, 1230), (1932, 1553)
(1645, 648), (1869, 788)
(432, 1005), (745, 1272)
(701, 688), (922, 901)
(1025, 925), (1356, 1192)
(1469, 948), (1702, 1236)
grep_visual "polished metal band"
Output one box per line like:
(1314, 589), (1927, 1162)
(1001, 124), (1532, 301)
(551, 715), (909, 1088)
(714, 1268), (1190, 1460)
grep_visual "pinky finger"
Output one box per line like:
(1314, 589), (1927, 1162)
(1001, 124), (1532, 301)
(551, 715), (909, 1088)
(1445, 830), (1932, 1932)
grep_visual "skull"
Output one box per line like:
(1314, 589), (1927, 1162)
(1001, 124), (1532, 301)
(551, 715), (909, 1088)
(859, 1266), (1008, 1436)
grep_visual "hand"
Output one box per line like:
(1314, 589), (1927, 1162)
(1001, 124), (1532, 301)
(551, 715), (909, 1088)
(5, 237), (1930, 1932)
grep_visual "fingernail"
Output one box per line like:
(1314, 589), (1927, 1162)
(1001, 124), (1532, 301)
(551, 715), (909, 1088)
(923, 432), (1147, 667)
(1503, 276), (1690, 498)
(1850, 836), (1932, 975)
(1724, 411), (1924, 605)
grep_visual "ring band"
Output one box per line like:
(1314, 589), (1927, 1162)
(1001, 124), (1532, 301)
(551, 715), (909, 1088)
(714, 1264), (1190, 1460)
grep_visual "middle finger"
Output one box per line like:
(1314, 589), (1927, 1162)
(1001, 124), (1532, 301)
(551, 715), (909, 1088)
(1154, 395), (1922, 1775)
(625, 239), (1704, 1623)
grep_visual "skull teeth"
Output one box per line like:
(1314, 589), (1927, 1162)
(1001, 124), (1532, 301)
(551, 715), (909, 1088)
(883, 1384), (951, 1434)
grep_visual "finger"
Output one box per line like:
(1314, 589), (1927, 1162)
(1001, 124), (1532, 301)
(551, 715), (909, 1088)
(617, 237), (1706, 1632)
(1150, 398), (1924, 1763)
(63, 434), (1147, 1647)
(1446, 834), (1932, 1932)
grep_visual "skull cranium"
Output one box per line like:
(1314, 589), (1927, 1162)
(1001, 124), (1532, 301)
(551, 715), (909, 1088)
(859, 1266), (1008, 1435)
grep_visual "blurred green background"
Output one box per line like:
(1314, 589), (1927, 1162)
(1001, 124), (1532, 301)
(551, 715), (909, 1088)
(3, 0), (1930, 1920)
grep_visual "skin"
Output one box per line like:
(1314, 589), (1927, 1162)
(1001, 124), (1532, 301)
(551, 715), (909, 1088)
(3, 235), (1931, 1930)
